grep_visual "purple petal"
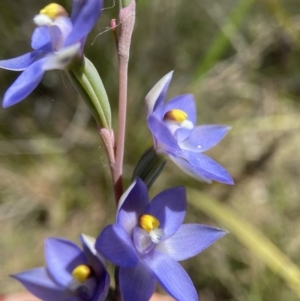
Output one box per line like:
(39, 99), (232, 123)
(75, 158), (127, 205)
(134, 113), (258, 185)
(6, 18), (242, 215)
(12, 267), (71, 301)
(144, 250), (198, 301)
(92, 270), (110, 301)
(117, 178), (149, 235)
(146, 187), (186, 240)
(157, 224), (227, 261)
(2, 59), (45, 107)
(164, 94), (197, 125)
(148, 115), (180, 153)
(119, 260), (156, 301)
(45, 237), (87, 287)
(31, 26), (51, 50)
(180, 125), (230, 152)
(65, 0), (103, 47)
(0, 52), (38, 71)
(80, 234), (106, 278)
(62, 297), (82, 301)
(70, 0), (87, 22)
(145, 71), (173, 117)
(95, 224), (139, 268)
(170, 152), (234, 185)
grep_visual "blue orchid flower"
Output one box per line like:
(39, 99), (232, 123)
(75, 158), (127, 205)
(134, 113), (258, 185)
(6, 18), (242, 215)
(145, 71), (234, 185)
(96, 178), (227, 301)
(0, 0), (103, 107)
(12, 235), (110, 301)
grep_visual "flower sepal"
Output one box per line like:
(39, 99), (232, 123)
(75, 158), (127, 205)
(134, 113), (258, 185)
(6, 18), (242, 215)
(131, 147), (166, 188)
(69, 56), (111, 129)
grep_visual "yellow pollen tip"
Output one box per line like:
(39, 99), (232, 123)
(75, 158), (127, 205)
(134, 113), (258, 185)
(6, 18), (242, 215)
(164, 109), (188, 123)
(40, 3), (68, 19)
(72, 265), (92, 283)
(139, 214), (160, 233)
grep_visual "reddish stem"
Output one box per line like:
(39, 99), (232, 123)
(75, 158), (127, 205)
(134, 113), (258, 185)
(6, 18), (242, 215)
(112, 0), (136, 204)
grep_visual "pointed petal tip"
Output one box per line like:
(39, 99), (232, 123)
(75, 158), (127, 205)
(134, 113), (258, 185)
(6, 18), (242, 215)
(222, 228), (229, 235)
(221, 125), (232, 133)
(10, 273), (18, 280)
(167, 70), (174, 76)
(145, 71), (174, 115)
(10, 269), (36, 283)
(213, 175), (234, 186)
(204, 168), (235, 185)
(211, 226), (229, 242)
(207, 171), (234, 185)
(10, 272), (26, 286)
(2, 93), (24, 108)
(202, 225), (229, 245)
(222, 174), (234, 185)
(2, 101), (11, 108)
(163, 70), (174, 82)
(80, 233), (95, 244)
(214, 226), (229, 236)
(80, 233), (96, 253)
(9, 271), (33, 283)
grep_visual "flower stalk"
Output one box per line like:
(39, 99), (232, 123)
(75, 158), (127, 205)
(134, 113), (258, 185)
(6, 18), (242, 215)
(112, 0), (136, 203)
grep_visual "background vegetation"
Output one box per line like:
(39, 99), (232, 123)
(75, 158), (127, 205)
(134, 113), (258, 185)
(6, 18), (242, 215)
(1, 0), (300, 300)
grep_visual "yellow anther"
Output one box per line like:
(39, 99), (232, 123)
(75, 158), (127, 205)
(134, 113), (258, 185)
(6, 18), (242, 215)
(40, 3), (68, 19)
(72, 265), (92, 283)
(164, 109), (188, 123)
(139, 214), (160, 233)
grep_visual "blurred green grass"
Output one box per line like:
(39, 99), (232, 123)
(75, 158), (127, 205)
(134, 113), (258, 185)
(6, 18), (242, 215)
(1, 0), (300, 300)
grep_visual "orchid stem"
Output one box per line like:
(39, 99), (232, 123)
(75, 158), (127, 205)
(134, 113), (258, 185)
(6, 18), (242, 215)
(113, 57), (128, 202)
(112, 0), (136, 204)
